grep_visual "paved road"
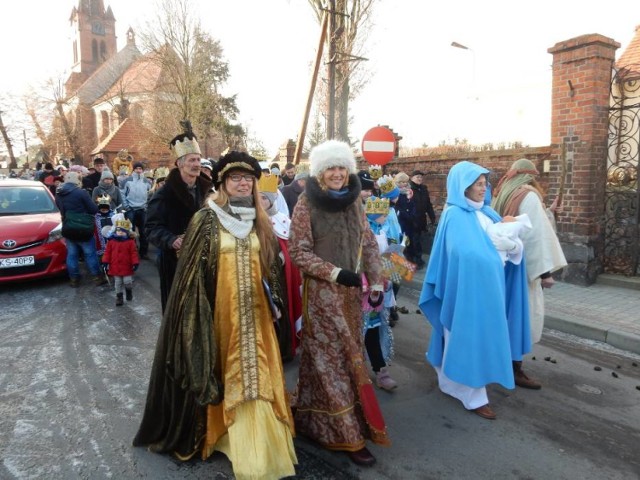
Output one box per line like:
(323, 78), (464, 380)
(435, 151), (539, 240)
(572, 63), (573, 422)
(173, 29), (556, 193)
(1, 263), (639, 479)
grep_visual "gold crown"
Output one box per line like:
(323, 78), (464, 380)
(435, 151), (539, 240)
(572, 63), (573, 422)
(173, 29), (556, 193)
(365, 197), (390, 216)
(377, 175), (397, 195)
(154, 167), (170, 179)
(368, 164), (383, 180)
(96, 194), (111, 206)
(114, 219), (132, 230)
(117, 148), (129, 159)
(258, 174), (279, 193)
(171, 136), (201, 160)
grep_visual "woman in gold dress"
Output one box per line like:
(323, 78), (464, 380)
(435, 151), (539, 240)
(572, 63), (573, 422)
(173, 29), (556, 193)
(133, 151), (297, 480)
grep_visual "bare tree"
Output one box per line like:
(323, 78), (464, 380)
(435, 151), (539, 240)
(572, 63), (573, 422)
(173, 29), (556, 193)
(0, 109), (18, 169)
(308, 0), (377, 143)
(138, 0), (241, 151)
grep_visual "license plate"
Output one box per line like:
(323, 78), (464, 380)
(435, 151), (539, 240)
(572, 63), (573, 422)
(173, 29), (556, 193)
(0, 256), (35, 269)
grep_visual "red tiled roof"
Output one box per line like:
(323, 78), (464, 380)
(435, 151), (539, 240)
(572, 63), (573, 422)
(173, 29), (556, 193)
(617, 24), (640, 76)
(91, 118), (169, 167)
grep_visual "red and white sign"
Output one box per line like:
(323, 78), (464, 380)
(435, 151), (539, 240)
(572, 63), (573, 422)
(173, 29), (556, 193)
(361, 126), (397, 165)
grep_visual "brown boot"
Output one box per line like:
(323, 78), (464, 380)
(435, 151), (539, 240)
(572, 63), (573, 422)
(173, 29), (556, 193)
(115, 293), (124, 306)
(513, 361), (541, 389)
(93, 275), (107, 286)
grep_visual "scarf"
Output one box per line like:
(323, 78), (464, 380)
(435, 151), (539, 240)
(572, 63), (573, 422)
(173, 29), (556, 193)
(208, 199), (255, 239)
(491, 158), (540, 215)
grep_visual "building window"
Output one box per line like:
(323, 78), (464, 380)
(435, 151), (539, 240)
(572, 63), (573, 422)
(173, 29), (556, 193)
(92, 39), (98, 63)
(73, 40), (78, 64)
(92, 21), (105, 35)
(100, 41), (107, 62)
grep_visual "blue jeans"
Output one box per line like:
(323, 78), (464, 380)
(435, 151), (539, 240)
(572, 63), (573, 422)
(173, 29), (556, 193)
(66, 238), (100, 279)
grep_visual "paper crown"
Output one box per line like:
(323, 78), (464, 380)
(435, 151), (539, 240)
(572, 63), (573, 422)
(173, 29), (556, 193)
(117, 148), (129, 160)
(170, 135), (201, 160)
(257, 174), (279, 193)
(154, 167), (170, 179)
(377, 175), (397, 196)
(365, 197), (390, 216)
(114, 218), (133, 231)
(169, 120), (201, 160)
(368, 164), (383, 180)
(96, 194), (111, 206)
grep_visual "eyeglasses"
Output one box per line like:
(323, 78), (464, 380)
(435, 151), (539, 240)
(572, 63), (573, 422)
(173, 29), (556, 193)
(227, 174), (255, 183)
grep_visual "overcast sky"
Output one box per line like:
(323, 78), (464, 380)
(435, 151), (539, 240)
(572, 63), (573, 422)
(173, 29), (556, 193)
(1, 0), (638, 157)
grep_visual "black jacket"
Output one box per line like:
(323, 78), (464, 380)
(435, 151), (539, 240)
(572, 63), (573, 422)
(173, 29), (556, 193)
(145, 168), (212, 311)
(410, 181), (436, 231)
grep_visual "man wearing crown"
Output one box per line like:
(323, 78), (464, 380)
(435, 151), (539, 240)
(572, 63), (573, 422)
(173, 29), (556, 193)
(145, 122), (213, 312)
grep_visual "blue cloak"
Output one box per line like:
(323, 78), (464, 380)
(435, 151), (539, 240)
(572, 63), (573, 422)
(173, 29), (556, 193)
(418, 161), (531, 389)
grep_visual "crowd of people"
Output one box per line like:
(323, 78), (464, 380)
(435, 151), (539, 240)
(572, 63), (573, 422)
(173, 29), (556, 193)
(14, 123), (566, 478)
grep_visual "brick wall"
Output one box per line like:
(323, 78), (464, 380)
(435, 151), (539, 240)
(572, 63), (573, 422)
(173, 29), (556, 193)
(358, 147), (552, 217)
(547, 34), (620, 284)
(357, 34), (620, 286)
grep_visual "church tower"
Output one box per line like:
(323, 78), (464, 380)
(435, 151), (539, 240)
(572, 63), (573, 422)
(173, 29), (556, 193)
(65, 0), (117, 95)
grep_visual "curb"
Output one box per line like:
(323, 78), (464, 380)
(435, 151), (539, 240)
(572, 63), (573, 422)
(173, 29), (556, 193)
(403, 278), (640, 356)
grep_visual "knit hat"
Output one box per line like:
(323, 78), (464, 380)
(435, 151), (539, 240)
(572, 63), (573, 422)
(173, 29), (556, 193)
(200, 159), (213, 171)
(211, 151), (262, 187)
(293, 163), (310, 181)
(100, 169), (114, 181)
(309, 140), (356, 177)
(293, 171), (309, 181)
(64, 172), (81, 186)
(93, 157), (105, 165)
(411, 170), (424, 177)
(357, 170), (375, 191)
(260, 191), (279, 216)
(132, 161), (144, 170)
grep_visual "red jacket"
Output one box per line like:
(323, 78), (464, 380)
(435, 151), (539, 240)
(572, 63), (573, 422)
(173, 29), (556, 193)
(102, 237), (139, 276)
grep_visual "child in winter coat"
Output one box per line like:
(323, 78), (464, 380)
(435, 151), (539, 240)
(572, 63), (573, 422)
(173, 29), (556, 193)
(102, 218), (139, 306)
(94, 194), (115, 257)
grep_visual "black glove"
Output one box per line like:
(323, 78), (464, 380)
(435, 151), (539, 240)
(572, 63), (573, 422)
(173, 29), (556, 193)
(101, 263), (108, 272)
(132, 264), (139, 272)
(336, 269), (361, 287)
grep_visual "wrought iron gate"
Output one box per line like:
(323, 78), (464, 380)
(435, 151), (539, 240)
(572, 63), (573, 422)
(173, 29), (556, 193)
(604, 65), (640, 276)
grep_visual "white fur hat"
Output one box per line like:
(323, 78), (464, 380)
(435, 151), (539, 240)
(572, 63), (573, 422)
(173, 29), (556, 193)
(309, 140), (356, 177)
(64, 171), (81, 186)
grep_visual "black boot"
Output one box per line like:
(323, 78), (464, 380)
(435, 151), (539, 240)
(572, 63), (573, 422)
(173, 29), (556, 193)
(116, 293), (124, 306)
(125, 287), (133, 301)
(513, 361), (541, 389)
(389, 306), (399, 327)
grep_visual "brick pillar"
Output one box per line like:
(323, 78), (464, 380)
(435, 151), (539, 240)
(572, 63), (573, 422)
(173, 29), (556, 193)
(548, 34), (620, 285)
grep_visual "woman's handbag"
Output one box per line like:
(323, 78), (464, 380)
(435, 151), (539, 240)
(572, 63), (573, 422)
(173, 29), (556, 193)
(62, 211), (95, 241)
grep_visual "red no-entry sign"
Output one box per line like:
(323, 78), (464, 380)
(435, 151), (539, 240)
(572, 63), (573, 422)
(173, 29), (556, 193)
(361, 126), (397, 165)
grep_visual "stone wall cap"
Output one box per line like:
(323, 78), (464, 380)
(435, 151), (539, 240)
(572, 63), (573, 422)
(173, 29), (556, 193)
(548, 34), (620, 54)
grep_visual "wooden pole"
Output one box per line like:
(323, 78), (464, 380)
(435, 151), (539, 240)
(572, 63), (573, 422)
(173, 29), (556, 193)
(327, 0), (336, 140)
(294, 11), (328, 165)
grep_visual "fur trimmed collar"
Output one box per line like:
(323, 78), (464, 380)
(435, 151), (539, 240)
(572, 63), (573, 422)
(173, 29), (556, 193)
(165, 167), (212, 208)
(305, 174), (361, 212)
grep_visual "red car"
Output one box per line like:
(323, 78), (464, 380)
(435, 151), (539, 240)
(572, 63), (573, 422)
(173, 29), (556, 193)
(0, 179), (67, 283)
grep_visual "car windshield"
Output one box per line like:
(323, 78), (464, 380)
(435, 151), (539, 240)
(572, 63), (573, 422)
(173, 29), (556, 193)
(0, 186), (58, 216)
